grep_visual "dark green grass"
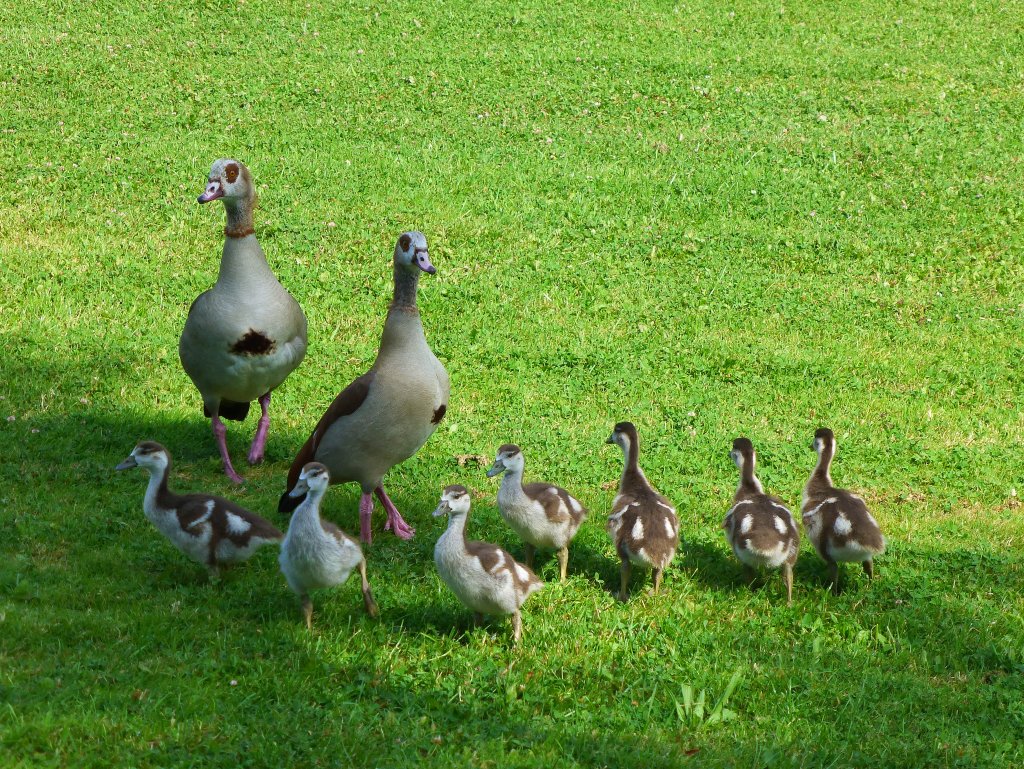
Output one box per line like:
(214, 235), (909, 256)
(2, 0), (1024, 766)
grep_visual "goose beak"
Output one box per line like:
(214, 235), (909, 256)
(605, 434), (615, 444)
(432, 501), (450, 517)
(485, 462), (504, 478)
(413, 248), (436, 274)
(115, 456), (138, 471)
(288, 478), (310, 498)
(198, 181), (224, 204)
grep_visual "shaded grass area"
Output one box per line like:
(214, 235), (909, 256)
(2, 0), (1024, 766)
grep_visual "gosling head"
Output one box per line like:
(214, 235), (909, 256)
(812, 427), (836, 455)
(605, 421), (639, 453)
(288, 462), (331, 500)
(432, 485), (471, 519)
(115, 441), (170, 474)
(486, 444), (524, 478)
(730, 437), (755, 471)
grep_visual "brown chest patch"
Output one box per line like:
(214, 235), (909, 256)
(432, 404), (447, 425)
(230, 330), (276, 356)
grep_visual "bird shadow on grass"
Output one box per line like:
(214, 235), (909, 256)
(678, 538), (737, 590)
(564, 541), (626, 597)
(382, 598), (496, 644)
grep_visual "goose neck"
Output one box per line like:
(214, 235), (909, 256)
(391, 264), (421, 310)
(214, 234), (274, 290)
(223, 198), (255, 239)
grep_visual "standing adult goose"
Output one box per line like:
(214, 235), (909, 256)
(180, 158), (308, 483)
(605, 422), (679, 602)
(486, 444), (587, 580)
(802, 427), (886, 592)
(279, 462), (379, 629)
(722, 437), (799, 604)
(115, 441), (282, 578)
(279, 231), (450, 544)
(433, 485), (543, 643)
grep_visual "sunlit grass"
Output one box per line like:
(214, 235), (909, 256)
(2, 0), (1023, 766)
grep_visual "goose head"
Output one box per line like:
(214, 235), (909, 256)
(198, 158), (254, 205)
(432, 484), (471, 518)
(288, 462), (331, 499)
(486, 444), (524, 478)
(730, 437), (755, 471)
(116, 441), (170, 474)
(394, 231), (435, 275)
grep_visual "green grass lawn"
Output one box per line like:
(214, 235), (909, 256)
(2, 0), (1024, 766)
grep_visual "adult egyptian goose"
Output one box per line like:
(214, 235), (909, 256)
(722, 437), (800, 604)
(115, 441), (282, 578)
(279, 231), (449, 544)
(279, 462), (378, 629)
(179, 158), (308, 483)
(486, 444), (587, 580)
(605, 422), (679, 602)
(802, 428), (886, 592)
(433, 485), (543, 643)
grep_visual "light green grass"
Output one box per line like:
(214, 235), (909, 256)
(2, 0), (1023, 766)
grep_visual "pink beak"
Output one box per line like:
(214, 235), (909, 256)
(197, 181), (224, 204)
(413, 248), (436, 274)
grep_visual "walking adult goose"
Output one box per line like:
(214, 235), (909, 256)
(802, 428), (886, 592)
(433, 485), (543, 643)
(605, 422), (679, 601)
(486, 444), (587, 580)
(279, 462), (378, 629)
(115, 441), (282, 578)
(279, 231), (449, 544)
(180, 158), (308, 483)
(722, 437), (799, 604)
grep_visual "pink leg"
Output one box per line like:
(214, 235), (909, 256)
(212, 416), (244, 484)
(375, 486), (415, 540)
(247, 392), (271, 465)
(359, 493), (374, 544)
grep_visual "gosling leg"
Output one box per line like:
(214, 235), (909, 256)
(359, 559), (378, 618)
(618, 560), (631, 602)
(557, 547), (568, 581)
(302, 594), (314, 631)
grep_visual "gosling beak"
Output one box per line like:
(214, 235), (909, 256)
(605, 434), (615, 444)
(432, 501), (450, 518)
(485, 462), (504, 478)
(288, 478), (310, 498)
(115, 456), (138, 471)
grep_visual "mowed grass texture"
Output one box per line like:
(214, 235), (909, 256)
(2, 0), (1024, 766)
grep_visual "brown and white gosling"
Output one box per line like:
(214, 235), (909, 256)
(115, 441), (282, 578)
(279, 462), (378, 629)
(605, 422), (680, 602)
(723, 437), (799, 604)
(486, 444), (587, 580)
(802, 428), (886, 592)
(433, 485), (543, 643)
